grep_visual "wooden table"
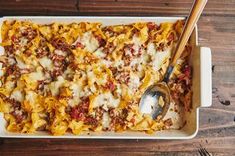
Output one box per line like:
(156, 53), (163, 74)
(0, 0), (234, 155)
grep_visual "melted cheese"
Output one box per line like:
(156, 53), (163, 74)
(38, 57), (53, 69)
(8, 57), (16, 65)
(25, 90), (37, 104)
(102, 112), (110, 129)
(151, 49), (170, 71)
(69, 83), (81, 97)
(10, 90), (24, 102)
(19, 37), (28, 46)
(147, 43), (156, 56)
(128, 72), (140, 91)
(16, 57), (30, 69)
(81, 31), (99, 52)
(101, 60), (112, 67)
(68, 83), (82, 107)
(92, 92), (120, 108)
(113, 59), (124, 68)
(28, 69), (45, 82)
(129, 58), (139, 67)
(54, 49), (66, 56)
(79, 86), (92, 97)
(94, 48), (106, 58)
(132, 35), (141, 54)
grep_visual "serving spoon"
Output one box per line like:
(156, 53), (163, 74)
(139, 0), (208, 119)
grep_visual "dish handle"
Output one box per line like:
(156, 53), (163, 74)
(200, 47), (212, 107)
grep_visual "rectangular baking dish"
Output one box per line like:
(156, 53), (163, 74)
(0, 16), (212, 139)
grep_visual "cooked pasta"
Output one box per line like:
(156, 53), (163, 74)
(0, 20), (192, 135)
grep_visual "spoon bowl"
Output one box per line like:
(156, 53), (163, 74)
(139, 82), (171, 119)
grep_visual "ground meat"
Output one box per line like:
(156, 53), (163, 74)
(103, 42), (115, 54)
(102, 27), (116, 38)
(147, 22), (158, 31)
(51, 38), (70, 52)
(84, 116), (98, 127)
(123, 44), (142, 66)
(121, 108), (128, 120)
(51, 54), (65, 67)
(5, 64), (20, 78)
(108, 108), (127, 130)
(68, 61), (77, 70)
(4, 45), (14, 55)
(115, 71), (130, 84)
(50, 53), (68, 79)
(36, 47), (49, 58)
(109, 108), (118, 118)
(95, 107), (104, 121)
(109, 67), (118, 76)
(1, 93), (26, 123)
(104, 80), (116, 91)
(176, 65), (191, 87)
(70, 107), (86, 121)
(5, 64), (16, 76)
(70, 97), (100, 128)
(7, 98), (21, 109)
(10, 109), (28, 123)
(21, 27), (37, 40)
(124, 44), (135, 56)
(11, 35), (20, 44)
(169, 64), (192, 112)
(70, 97), (89, 121)
(50, 67), (63, 80)
(95, 35), (106, 47)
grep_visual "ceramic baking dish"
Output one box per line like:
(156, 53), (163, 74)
(0, 16), (212, 139)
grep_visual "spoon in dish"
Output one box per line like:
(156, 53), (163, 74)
(139, 0), (208, 119)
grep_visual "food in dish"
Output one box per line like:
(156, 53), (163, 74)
(0, 20), (192, 135)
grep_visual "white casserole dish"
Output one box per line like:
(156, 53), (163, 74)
(0, 16), (212, 139)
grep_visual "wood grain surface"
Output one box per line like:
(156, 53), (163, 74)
(0, 0), (235, 155)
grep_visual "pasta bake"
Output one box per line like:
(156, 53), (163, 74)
(0, 20), (192, 135)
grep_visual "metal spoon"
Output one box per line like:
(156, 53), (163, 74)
(139, 0), (208, 119)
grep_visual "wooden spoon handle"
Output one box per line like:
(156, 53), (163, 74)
(171, 0), (207, 65)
